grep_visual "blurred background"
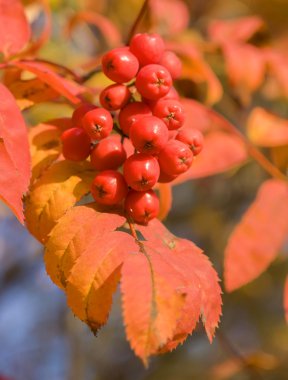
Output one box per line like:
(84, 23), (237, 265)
(0, 0), (288, 379)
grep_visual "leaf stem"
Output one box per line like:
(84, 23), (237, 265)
(126, 0), (150, 44)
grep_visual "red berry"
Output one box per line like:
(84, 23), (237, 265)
(90, 135), (127, 171)
(158, 140), (193, 175)
(91, 170), (128, 205)
(130, 115), (168, 155)
(143, 86), (180, 108)
(153, 99), (185, 130)
(118, 101), (152, 136)
(136, 64), (172, 100)
(176, 128), (204, 156)
(125, 189), (159, 224)
(100, 84), (131, 111)
(123, 153), (160, 191)
(61, 127), (91, 161)
(159, 50), (182, 79)
(158, 170), (178, 183)
(82, 108), (113, 141)
(102, 48), (139, 83)
(71, 103), (96, 128)
(129, 33), (165, 66)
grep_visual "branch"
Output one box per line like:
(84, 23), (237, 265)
(126, 0), (150, 44)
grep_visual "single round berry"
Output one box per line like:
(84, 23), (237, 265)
(159, 50), (182, 79)
(61, 127), (91, 161)
(136, 64), (172, 100)
(123, 153), (160, 191)
(100, 84), (131, 111)
(153, 99), (185, 130)
(158, 170), (178, 183)
(125, 189), (159, 224)
(71, 103), (96, 128)
(176, 128), (204, 156)
(129, 33), (165, 66)
(118, 101), (152, 136)
(91, 170), (128, 205)
(90, 135), (127, 171)
(102, 48), (139, 83)
(82, 108), (113, 141)
(158, 140), (193, 175)
(130, 115), (168, 155)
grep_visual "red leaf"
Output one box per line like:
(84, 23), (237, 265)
(181, 98), (213, 133)
(174, 130), (247, 184)
(246, 108), (288, 147)
(0, 0), (31, 57)
(121, 247), (187, 365)
(225, 179), (288, 292)
(150, 0), (189, 35)
(20, 0), (52, 57)
(284, 276), (288, 323)
(222, 43), (265, 103)
(12, 61), (83, 104)
(0, 84), (30, 222)
(137, 219), (222, 347)
(208, 16), (264, 44)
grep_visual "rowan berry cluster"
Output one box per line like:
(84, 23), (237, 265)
(61, 33), (203, 224)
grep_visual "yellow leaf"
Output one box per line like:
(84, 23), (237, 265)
(25, 160), (95, 243)
(45, 203), (126, 289)
(29, 123), (62, 182)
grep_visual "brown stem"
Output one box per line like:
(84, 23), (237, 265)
(127, 217), (138, 241)
(126, 0), (150, 44)
(81, 65), (102, 82)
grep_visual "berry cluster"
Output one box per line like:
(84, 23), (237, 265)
(61, 33), (204, 224)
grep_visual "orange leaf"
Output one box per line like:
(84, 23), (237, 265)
(247, 108), (288, 147)
(66, 231), (137, 333)
(270, 146), (288, 172)
(25, 160), (95, 243)
(284, 276), (288, 323)
(121, 247), (187, 365)
(169, 43), (223, 105)
(66, 11), (122, 48)
(45, 203), (126, 289)
(13, 60), (83, 104)
(158, 183), (172, 221)
(224, 179), (288, 292)
(0, 83), (30, 223)
(8, 78), (59, 110)
(265, 50), (288, 98)
(20, 0), (52, 57)
(208, 16), (264, 44)
(29, 123), (61, 181)
(0, 0), (31, 58)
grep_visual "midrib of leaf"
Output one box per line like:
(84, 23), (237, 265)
(139, 244), (158, 363)
(84, 247), (117, 322)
